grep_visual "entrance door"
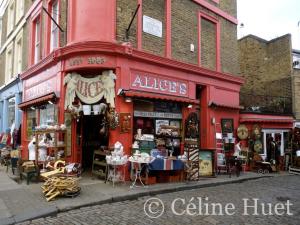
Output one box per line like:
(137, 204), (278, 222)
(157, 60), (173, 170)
(262, 129), (289, 159)
(81, 115), (108, 169)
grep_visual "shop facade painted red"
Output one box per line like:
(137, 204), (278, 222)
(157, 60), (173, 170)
(20, 0), (244, 176)
(20, 41), (243, 169)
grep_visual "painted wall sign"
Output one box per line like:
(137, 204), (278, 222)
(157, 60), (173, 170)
(24, 76), (58, 101)
(64, 70), (116, 109)
(130, 71), (188, 97)
(134, 111), (182, 119)
(68, 56), (106, 67)
(143, 15), (162, 38)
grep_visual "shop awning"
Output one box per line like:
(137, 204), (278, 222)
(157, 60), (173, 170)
(123, 90), (199, 104)
(239, 118), (294, 123)
(18, 93), (57, 110)
(208, 101), (244, 110)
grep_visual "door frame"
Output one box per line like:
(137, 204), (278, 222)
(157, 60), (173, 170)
(261, 129), (290, 157)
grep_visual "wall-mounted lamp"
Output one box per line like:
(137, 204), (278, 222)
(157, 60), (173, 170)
(48, 100), (54, 105)
(211, 117), (216, 125)
(125, 97), (132, 103)
(187, 104), (193, 109)
(30, 106), (35, 110)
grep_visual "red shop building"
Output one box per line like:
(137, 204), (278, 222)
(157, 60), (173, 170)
(19, 0), (244, 178)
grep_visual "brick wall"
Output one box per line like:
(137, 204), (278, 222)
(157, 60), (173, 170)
(116, 0), (240, 76)
(116, 0), (138, 48)
(238, 34), (292, 97)
(142, 0), (165, 56)
(293, 69), (300, 119)
(201, 18), (216, 70)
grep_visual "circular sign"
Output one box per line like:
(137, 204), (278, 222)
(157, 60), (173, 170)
(237, 124), (248, 140)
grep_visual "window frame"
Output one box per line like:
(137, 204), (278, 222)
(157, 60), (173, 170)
(50, 0), (60, 52)
(14, 30), (23, 75)
(198, 11), (221, 71)
(15, 0), (24, 24)
(5, 42), (14, 82)
(7, 1), (15, 35)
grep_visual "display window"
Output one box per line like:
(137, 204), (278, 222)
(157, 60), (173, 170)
(39, 104), (58, 126)
(8, 97), (16, 128)
(26, 108), (37, 139)
(133, 99), (183, 156)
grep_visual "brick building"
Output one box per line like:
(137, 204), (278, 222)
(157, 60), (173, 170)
(292, 49), (300, 122)
(0, 0), (33, 136)
(18, 0), (244, 178)
(238, 34), (294, 161)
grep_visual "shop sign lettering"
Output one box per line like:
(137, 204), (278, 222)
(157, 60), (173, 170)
(134, 111), (182, 119)
(68, 56), (106, 67)
(24, 77), (57, 101)
(131, 73), (188, 97)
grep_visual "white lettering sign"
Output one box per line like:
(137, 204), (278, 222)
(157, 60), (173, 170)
(131, 74), (188, 96)
(143, 15), (162, 38)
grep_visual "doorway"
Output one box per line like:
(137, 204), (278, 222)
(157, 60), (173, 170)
(81, 115), (108, 169)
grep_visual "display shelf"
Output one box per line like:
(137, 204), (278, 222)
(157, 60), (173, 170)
(92, 150), (108, 179)
(33, 129), (67, 165)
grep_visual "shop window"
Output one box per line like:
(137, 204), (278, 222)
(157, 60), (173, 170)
(133, 99), (183, 156)
(5, 43), (14, 82)
(7, 1), (15, 35)
(14, 30), (23, 75)
(27, 108), (37, 139)
(15, 0), (24, 23)
(39, 104), (58, 126)
(50, 0), (59, 52)
(33, 16), (41, 64)
(8, 97), (16, 129)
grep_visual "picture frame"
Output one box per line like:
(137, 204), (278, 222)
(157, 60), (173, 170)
(221, 118), (234, 134)
(120, 113), (131, 133)
(155, 119), (169, 135)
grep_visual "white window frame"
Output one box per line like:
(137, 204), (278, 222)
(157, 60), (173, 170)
(0, 19), (2, 47)
(5, 42), (14, 82)
(50, 0), (59, 52)
(34, 18), (41, 64)
(15, 0), (24, 24)
(14, 30), (23, 75)
(7, 1), (15, 35)
(261, 129), (290, 157)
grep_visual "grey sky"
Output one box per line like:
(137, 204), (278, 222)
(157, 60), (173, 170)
(237, 0), (300, 50)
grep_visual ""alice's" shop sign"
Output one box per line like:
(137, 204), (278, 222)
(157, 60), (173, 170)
(130, 71), (188, 97)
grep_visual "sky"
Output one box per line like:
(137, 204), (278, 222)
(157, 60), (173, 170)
(237, 0), (300, 50)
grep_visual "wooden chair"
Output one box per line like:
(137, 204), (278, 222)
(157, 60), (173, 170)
(19, 160), (40, 185)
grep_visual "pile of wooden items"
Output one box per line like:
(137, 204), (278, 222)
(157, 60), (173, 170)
(41, 177), (80, 201)
(40, 160), (81, 201)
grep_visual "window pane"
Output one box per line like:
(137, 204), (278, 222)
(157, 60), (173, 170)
(39, 104), (58, 126)
(27, 109), (37, 139)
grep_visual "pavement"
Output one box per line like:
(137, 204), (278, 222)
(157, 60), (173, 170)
(0, 165), (292, 225)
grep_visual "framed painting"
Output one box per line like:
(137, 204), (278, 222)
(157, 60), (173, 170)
(221, 118), (233, 134)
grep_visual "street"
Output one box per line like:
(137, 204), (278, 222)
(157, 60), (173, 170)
(16, 175), (300, 225)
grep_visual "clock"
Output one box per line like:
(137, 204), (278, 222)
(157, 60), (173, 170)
(237, 124), (248, 140)
(254, 140), (263, 153)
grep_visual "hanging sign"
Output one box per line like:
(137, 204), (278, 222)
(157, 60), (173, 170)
(64, 70), (116, 109)
(130, 71), (188, 97)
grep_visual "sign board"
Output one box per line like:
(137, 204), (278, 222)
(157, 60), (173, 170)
(24, 76), (58, 101)
(134, 111), (182, 119)
(64, 70), (116, 109)
(130, 71), (188, 97)
(143, 15), (162, 37)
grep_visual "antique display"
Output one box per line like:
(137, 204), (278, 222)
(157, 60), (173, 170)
(221, 118), (233, 134)
(237, 124), (249, 140)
